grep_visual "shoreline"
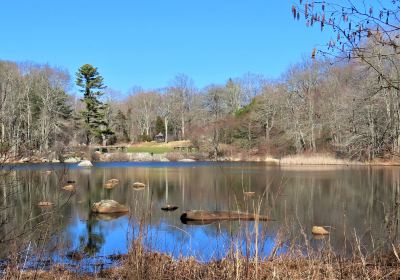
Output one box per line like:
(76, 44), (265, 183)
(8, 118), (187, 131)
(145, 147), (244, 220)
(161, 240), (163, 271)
(2, 151), (400, 166)
(2, 158), (400, 167)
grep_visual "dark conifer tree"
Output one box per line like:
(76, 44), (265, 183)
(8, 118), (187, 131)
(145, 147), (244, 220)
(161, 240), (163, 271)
(76, 64), (113, 145)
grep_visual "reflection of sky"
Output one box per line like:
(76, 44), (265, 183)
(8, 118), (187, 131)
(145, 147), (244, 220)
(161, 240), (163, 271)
(68, 216), (131, 256)
(61, 214), (277, 263)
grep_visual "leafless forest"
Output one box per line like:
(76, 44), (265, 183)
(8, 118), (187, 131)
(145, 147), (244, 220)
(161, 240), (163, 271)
(0, 57), (398, 162)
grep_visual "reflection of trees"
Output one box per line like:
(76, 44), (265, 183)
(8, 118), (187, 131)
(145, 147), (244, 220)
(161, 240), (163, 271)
(79, 214), (105, 256)
(0, 167), (74, 258)
(79, 172), (105, 256)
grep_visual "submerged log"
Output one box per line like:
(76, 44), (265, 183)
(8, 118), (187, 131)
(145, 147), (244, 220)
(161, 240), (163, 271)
(180, 210), (272, 224)
(181, 219), (215, 225)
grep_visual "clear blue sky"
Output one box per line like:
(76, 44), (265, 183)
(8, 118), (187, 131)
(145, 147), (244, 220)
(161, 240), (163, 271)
(0, 0), (332, 93)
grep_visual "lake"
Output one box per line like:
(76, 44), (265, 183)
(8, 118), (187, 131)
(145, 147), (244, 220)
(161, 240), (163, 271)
(0, 162), (398, 272)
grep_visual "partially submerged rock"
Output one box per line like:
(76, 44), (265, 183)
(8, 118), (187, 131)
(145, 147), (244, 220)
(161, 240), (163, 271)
(78, 160), (93, 167)
(180, 210), (272, 224)
(91, 200), (129, 214)
(107, 179), (119, 184)
(62, 184), (75, 192)
(104, 179), (119, 189)
(161, 205), (179, 211)
(104, 182), (117, 189)
(312, 226), (330, 235)
(132, 182), (146, 190)
(38, 201), (55, 207)
(243, 191), (255, 198)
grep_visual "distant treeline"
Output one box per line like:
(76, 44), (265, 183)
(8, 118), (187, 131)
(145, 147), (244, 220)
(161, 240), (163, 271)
(0, 53), (398, 162)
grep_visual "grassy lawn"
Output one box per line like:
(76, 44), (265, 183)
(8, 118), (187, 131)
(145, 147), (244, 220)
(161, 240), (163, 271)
(125, 140), (192, 154)
(126, 146), (174, 154)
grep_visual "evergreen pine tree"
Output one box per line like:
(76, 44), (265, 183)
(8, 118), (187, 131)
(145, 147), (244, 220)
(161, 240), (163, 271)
(76, 64), (113, 145)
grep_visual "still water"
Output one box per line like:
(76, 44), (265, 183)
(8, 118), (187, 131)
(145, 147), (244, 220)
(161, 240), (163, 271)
(0, 162), (398, 270)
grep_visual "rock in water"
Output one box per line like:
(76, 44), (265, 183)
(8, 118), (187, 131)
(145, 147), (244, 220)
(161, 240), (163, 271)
(132, 182), (146, 190)
(104, 182), (116, 189)
(78, 160), (93, 167)
(91, 200), (129, 214)
(107, 179), (119, 184)
(312, 226), (329, 235)
(38, 201), (55, 207)
(243, 191), (255, 198)
(161, 205), (179, 211)
(62, 184), (76, 192)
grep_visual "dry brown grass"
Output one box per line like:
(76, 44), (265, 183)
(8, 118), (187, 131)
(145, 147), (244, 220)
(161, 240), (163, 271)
(280, 154), (357, 165)
(8, 240), (400, 280)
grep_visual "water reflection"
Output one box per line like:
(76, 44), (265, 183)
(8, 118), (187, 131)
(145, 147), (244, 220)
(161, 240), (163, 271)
(0, 162), (399, 268)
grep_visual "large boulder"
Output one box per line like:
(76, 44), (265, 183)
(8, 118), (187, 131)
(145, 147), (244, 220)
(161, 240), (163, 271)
(91, 200), (129, 214)
(78, 160), (93, 167)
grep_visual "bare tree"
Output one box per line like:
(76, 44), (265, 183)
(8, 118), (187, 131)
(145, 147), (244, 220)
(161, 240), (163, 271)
(170, 74), (195, 140)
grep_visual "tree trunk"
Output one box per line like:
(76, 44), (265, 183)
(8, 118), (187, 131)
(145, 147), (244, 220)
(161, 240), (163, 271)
(101, 132), (107, 146)
(164, 117), (168, 143)
(181, 114), (185, 140)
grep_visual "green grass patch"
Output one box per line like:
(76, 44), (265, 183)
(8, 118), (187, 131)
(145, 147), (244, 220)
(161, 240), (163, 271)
(126, 146), (174, 154)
